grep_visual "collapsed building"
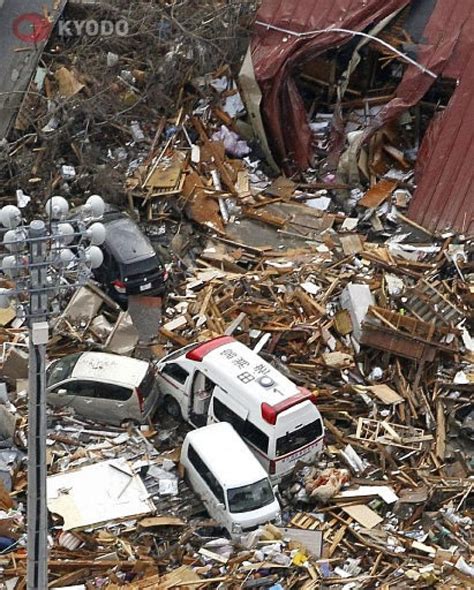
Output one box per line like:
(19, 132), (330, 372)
(244, 0), (474, 234)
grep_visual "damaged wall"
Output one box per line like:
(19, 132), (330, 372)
(251, 0), (474, 234)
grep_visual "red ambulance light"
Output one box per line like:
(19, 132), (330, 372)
(186, 336), (235, 362)
(261, 390), (318, 425)
(261, 402), (277, 425)
(269, 459), (276, 475)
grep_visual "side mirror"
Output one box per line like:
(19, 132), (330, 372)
(217, 502), (225, 510)
(57, 388), (67, 395)
(272, 485), (279, 495)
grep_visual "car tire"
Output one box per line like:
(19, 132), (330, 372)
(165, 397), (182, 419)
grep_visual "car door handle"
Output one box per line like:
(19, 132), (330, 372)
(85, 400), (93, 404)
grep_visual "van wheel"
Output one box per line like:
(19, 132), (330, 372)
(165, 397), (181, 419)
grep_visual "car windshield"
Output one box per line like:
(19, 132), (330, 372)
(46, 353), (82, 387)
(227, 478), (274, 514)
(276, 419), (323, 457)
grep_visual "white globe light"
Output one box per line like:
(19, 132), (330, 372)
(57, 222), (75, 245)
(3, 229), (25, 253)
(45, 196), (69, 220)
(1, 255), (17, 277)
(85, 245), (104, 269)
(87, 222), (106, 246)
(0, 289), (12, 309)
(60, 248), (76, 266)
(85, 194), (105, 218)
(0, 205), (22, 229)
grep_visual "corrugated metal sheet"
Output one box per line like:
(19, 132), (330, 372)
(251, 0), (474, 234)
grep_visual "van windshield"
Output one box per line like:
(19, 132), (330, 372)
(227, 478), (274, 514)
(276, 418), (323, 457)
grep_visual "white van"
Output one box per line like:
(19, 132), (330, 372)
(180, 422), (281, 535)
(157, 336), (324, 481)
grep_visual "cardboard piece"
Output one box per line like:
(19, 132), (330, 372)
(47, 459), (155, 531)
(280, 527), (323, 559)
(341, 504), (383, 529)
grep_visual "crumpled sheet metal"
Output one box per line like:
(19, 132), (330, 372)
(251, 0), (474, 234)
(251, 0), (410, 171)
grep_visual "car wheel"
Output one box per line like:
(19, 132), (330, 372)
(165, 397), (182, 419)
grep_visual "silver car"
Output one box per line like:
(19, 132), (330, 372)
(46, 352), (160, 426)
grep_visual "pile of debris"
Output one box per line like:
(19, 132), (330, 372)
(0, 0), (472, 588)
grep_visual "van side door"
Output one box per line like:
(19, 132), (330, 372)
(186, 444), (229, 531)
(48, 379), (97, 420)
(190, 371), (216, 428)
(92, 382), (136, 425)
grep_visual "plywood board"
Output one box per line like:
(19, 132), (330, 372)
(341, 504), (383, 529)
(366, 384), (404, 405)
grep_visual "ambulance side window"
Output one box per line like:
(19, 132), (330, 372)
(162, 363), (189, 385)
(213, 398), (269, 454)
(213, 398), (244, 433)
(244, 421), (269, 454)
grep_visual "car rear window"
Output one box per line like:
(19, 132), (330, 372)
(105, 218), (155, 264)
(47, 353), (81, 387)
(122, 255), (162, 280)
(276, 419), (323, 457)
(138, 366), (156, 398)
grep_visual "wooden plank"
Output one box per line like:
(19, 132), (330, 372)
(334, 309), (353, 335)
(159, 328), (190, 347)
(436, 399), (446, 460)
(366, 385), (404, 405)
(328, 522), (349, 558)
(224, 312), (247, 335)
(138, 516), (186, 528)
(340, 234), (364, 255)
(358, 179), (397, 208)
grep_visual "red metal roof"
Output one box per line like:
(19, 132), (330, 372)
(251, 0), (474, 234)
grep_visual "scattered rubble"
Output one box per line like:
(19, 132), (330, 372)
(0, 0), (472, 588)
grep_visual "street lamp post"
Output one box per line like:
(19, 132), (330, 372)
(0, 196), (106, 590)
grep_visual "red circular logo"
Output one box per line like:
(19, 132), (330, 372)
(12, 13), (52, 43)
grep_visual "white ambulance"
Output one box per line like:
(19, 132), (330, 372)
(156, 336), (324, 481)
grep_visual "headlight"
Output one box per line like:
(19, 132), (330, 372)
(231, 522), (243, 534)
(273, 512), (283, 526)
